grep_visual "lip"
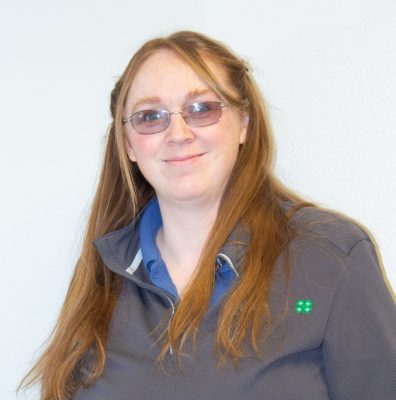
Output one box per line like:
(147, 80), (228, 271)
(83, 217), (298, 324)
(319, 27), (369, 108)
(164, 153), (205, 164)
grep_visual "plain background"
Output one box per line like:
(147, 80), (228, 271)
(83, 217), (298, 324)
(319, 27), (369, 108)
(1, 0), (395, 398)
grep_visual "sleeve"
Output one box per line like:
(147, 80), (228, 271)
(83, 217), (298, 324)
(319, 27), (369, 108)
(322, 239), (396, 399)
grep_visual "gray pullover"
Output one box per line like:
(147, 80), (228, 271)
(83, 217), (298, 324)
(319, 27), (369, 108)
(73, 204), (396, 399)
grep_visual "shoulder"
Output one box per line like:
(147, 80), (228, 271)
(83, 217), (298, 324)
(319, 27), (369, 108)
(283, 200), (372, 257)
(277, 201), (382, 292)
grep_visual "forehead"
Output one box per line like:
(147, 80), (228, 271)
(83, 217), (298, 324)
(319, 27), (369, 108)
(124, 50), (228, 110)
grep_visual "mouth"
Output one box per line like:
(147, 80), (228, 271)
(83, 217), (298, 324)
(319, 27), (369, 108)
(164, 153), (205, 164)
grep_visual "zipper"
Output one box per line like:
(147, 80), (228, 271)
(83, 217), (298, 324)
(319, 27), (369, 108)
(163, 293), (175, 355)
(126, 274), (177, 355)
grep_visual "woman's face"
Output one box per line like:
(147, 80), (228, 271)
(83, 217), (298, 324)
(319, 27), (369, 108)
(123, 49), (248, 206)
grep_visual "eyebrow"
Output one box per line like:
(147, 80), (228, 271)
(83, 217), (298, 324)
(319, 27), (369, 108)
(131, 88), (217, 110)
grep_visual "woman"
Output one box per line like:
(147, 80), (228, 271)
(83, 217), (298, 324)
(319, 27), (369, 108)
(21, 31), (396, 399)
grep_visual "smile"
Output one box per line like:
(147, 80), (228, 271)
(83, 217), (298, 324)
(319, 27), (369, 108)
(164, 153), (205, 164)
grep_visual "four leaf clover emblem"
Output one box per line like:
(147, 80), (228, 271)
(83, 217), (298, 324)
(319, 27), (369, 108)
(295, 299), (313, 314)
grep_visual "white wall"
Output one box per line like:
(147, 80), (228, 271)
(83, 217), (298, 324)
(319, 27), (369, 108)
(1, 0), (395, 398)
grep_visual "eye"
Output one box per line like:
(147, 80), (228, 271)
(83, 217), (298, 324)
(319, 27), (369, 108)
(190, 102), (213, 113)
(132, 110), (166, 128)
(140, 110), (162, 122)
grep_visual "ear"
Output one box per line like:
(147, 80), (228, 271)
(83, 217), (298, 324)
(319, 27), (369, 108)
(239, 113), (249, 144)
(124, 136), (137, 162)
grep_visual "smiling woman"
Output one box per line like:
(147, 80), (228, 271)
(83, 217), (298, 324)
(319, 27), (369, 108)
(123, 49), (247, 207)
(19, 31), (396, 400)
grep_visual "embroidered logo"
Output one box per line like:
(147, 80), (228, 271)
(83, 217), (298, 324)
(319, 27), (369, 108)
(295, 299), (313, 314)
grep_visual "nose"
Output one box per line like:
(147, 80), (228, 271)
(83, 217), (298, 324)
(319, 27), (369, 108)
(164, 112), (194, 144)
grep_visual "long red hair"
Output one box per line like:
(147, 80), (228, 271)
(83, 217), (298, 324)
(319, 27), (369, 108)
(20, 31), (320, 399)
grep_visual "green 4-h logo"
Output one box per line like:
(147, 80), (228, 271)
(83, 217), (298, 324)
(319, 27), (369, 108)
(295, 299), (313, 314)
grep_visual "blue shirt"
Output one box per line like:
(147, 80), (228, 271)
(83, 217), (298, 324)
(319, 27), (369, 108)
(139, 197), (238, 305)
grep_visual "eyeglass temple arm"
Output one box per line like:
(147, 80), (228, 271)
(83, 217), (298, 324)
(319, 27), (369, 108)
(122, 116), (132, 125)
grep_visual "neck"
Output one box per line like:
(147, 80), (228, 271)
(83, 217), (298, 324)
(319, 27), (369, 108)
(155, 196), (221, 273)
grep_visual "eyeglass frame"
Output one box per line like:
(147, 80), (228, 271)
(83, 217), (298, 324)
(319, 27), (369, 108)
(121, 100), (228, 135)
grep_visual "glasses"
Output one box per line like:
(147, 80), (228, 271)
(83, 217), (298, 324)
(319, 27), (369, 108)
(122, 101), (228, 135)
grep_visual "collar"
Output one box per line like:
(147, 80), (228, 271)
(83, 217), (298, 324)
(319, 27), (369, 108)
(139, 197), (162, 273)
(92, 198), (249, 281)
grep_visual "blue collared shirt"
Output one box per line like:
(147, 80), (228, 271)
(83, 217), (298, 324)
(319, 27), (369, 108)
(139, 197), (238, 305)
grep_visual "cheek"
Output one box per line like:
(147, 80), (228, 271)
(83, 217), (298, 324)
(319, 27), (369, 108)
(130, 136), (159, 160)
(216, 123), (244, 158)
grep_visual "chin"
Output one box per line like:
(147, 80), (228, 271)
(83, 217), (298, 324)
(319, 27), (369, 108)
(159, 184), (211, 204)
(167, 190), (207, 203)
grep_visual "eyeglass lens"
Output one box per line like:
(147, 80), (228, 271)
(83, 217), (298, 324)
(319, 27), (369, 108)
(130, 101), (224, 134)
